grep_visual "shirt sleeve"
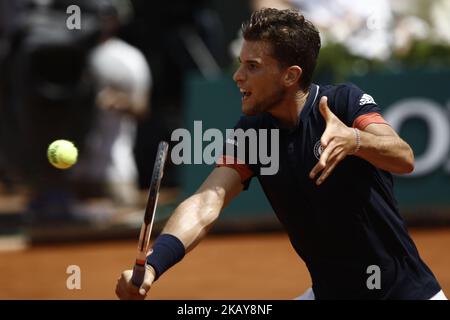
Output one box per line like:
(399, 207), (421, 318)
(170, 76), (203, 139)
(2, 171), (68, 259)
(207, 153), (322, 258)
(352, 112), (389, 130)
(215, 117), (257, 190)
(334, 83), (390, 129)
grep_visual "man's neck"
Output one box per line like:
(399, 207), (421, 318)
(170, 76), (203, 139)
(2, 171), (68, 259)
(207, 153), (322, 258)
(269, 89), (310, 128)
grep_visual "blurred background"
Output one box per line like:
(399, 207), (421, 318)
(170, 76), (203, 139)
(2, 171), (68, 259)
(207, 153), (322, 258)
(0, 0), (449, 299)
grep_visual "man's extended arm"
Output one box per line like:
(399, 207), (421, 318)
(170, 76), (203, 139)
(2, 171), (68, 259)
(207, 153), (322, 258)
(116, 166), (243, 299)
(162, 166), (243, 252)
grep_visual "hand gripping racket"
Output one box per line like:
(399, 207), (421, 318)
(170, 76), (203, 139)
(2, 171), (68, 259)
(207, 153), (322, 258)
(131, 141), (169, 287)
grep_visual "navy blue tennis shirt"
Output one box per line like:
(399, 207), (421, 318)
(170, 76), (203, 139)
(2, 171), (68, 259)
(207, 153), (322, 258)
(217, 83), (441, 299)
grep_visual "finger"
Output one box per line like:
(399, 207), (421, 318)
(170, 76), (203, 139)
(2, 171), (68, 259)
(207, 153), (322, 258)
(116, 277), (131, 300)
(309, 140), (337, 179)
(139, 267), (155, 296)
(127, 278), (141, 295)
(116, 272), (146, 300)
(316, 158), (339, 186)
(309, 162), (322, 180)
(115, 282), (122, 299)
(319, 96), (334, 123)
(325, 146), (343, 164)
(316, 152), (346, 185)
(319, 123), (335, 149)
(117, 285), (143, 300)
(320, 132), (330, 148)
(318, 140), (337, 168)
(116, 273), (130, 300)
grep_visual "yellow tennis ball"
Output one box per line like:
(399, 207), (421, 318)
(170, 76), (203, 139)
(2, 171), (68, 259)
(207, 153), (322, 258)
(47, 140), (78, 169)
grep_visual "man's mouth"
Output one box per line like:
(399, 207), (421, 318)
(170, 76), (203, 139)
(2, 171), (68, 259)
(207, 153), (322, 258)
(240, 89), (252, 101)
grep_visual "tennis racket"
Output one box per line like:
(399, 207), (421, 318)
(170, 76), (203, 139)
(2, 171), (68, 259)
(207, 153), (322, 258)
(131, 141), (169, 287)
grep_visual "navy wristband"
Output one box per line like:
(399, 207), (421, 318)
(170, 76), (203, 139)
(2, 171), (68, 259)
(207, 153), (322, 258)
(146, 234), (186, 280)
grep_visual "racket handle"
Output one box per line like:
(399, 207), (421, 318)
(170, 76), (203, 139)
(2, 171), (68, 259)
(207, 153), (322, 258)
(131, 260), (147, 287)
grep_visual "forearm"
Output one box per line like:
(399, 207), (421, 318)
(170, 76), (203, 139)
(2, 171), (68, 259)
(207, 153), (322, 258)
(355, 130), (414, 174)
(161, 188), (225, 253)
(145, 167), (242, 280)
(143, 188), (225, 281)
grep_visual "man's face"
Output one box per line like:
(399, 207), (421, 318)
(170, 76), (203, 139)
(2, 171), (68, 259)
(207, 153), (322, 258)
(233, 40), (287, 116)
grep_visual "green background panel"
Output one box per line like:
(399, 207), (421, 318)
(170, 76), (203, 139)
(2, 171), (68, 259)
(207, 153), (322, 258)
(180, 69), (450, 222)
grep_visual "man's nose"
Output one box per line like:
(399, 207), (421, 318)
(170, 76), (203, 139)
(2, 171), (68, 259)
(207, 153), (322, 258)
(233, 66), (245, 83)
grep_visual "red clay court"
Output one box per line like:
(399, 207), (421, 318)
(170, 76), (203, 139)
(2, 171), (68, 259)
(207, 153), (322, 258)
(0, 228), (449, 299)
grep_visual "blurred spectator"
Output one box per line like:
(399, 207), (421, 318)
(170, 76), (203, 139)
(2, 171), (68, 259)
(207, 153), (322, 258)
(251, 0), (394, 61)
(72, 1), (151, 209)
(0, 0), (151, 225)
(391, 0), (450, 55)
(250, 0), (450, 64)
(429, 0), (450, 45)
(0, 0), (22, 193)
(0, 0), (99, 225)
(121, 0), (227, 192)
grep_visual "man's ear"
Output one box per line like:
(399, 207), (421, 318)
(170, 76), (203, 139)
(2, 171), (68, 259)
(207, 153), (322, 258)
(283, 66), (302, 87)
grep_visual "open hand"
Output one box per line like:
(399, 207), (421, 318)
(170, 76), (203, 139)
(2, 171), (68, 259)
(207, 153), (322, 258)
(309, 96), (358, 185)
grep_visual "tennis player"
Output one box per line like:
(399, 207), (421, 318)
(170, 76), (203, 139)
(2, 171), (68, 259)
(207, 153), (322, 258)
(116, 8), (446, 300)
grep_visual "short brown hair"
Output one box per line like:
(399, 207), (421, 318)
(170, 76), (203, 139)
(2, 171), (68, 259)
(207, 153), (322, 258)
(242, 8), (321, 91)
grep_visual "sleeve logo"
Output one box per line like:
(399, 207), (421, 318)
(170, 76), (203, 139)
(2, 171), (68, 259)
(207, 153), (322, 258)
(359, 93), (376, 106)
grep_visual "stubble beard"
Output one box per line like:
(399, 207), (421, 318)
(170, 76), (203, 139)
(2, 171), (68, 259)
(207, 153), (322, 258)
(244, 87), (287, 116)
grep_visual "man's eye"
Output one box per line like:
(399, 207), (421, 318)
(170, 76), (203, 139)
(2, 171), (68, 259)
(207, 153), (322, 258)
(248, 64), (257, 71)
